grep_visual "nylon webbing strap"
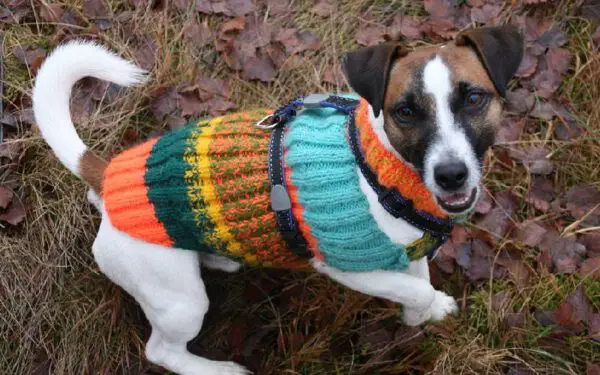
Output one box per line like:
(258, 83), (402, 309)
(265, 94), (360, 259)
(268, 121), (312, 258)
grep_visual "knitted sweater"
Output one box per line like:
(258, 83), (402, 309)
(103, 98), (449, 272)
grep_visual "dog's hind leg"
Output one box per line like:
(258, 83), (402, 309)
(92, 213), (250, 375)
(199, 253), (242, 273)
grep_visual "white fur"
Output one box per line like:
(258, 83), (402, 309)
(33, 40), (459, 375)
(422, 56), (480, 200)
(32, 41), (146, 175)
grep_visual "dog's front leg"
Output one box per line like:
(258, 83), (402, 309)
(312, 258), (458, 326)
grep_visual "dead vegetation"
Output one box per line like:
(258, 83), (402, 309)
(1, 0), (600, 374)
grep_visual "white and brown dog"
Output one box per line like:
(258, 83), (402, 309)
(32, 26), (523, 375)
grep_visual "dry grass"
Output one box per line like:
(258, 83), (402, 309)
(1, 1), (600, 374)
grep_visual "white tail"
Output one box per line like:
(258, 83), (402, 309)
(32, 40), (147, 177)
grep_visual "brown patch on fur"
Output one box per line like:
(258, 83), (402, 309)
(383, 45), (441, 151)
(440, 43), (503, 132)
(80, 150), (108, 195)
(439, 44), (496, 93)
(381, 43), (504, 154)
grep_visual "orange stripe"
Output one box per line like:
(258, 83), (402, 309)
(356, 99), (448, 218)
(284, 148), (323, 261)
(103, 138), (174, 247)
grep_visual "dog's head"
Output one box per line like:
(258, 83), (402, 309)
(343, 26), (523, 215)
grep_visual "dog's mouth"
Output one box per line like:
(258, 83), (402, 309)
(436, 188), (478, 214)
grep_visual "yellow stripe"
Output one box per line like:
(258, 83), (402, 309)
(187, 118), (245, 258)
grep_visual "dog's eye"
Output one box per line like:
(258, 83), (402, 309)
(394, 105), (416, 122)
(464, 92), (486, 110)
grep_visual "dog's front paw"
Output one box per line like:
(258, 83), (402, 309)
(428, 291), (458, 321)
(213, 361), (253, 375)
(402, 291), (458, 326)
(403, 307), (432, 326)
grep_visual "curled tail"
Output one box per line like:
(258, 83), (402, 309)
(32, 40), (146, 194)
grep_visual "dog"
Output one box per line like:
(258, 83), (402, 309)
(32, 25), (523, 375)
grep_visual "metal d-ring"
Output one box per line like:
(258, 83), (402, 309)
(255, 114), (280, 129)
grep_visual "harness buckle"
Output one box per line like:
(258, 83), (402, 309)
(255, 114), (279, 129)
(302, 93), (329, 109)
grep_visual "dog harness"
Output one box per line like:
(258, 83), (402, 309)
(102, 95), (460, 272)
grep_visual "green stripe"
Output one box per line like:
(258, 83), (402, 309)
(144, 122), (215, 251)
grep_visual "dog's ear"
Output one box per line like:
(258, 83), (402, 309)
(455, 25), (524, 97)
(342, 43), (407, 117)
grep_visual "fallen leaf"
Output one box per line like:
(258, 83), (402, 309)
(491, 290), (510, 310)
(514, 220), (547, 247)
(580, 232), (600, 257)
(311, 0), (335, 17)
(267, 0), (292, 16)
(202, 97), (236, 116)
(529, 100), (555, 120)
(0, 187), (13, 209)
(538, 231), (586, 274)
(150, 86), (180, 122)
(321, 66), (345, 86)
(552, 104), (583, 140)
(197, 0), (255, 17)
(40, 3), (64, 22)
(242, 54), (276, 82)
(581, 257), (600, 280)
(580, 0), (600, 21)
(425, 0), (459, 20)
(0, 197), (26, 226)
(276, 28), (320, 54)
(195, 76), (230, 100)
(593, 26), (600, 49)
(13, 46), (46, 73)
(587, 363), (600, 375)
(514, 15), (552, 43)
(475, 190), (493, 215)
(355, 24), (386, 46)
(134, 35), (158, 70)
(1, 0), (31, 23)
(434, 241), (457, 274)
(531, 69), (562, 99)
(537, 26), (568, 49)
(266, 43), (288, 68)
(545, 47), (572, 76)
(506, 88), (535, 114)
(60, 10), (83, 28)
(534, 309), (556, 327)
(387, 15), (423, 40)
(186, 22), (214, 47)
(296, 30), (320, 52)
(83, 0), (109, 19)
(499, 259), (531, 288)
(495, 117), (526, 144)
(179, 91), (204, 117)
(515, 48), (538, 78)
(555, 285), (592, 330)
(565, 185), (600, 223)
(459, 239), (507, 281)
(526, 177), (555, 212)
(470, 4), (502, 26)
(509, 146), (553, 175)
(0, 143), (23, 161)
(220, 16), (245, 35)
(503, 312), (527, 329)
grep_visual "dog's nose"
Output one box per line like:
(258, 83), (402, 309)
(434, 161), (468, 191)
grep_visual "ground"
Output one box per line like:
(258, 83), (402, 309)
(1, 0), (600, 374)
